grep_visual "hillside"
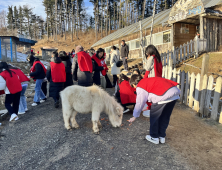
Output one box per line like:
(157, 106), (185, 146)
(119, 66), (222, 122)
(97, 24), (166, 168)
(32, 31), (114, 55)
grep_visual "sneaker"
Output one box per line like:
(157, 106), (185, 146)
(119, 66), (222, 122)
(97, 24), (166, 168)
(25, 108), (28, 112)
(40, 98), (47, 103)
(18, 112), (25, 115)
(54, 101), (59, 108)
(145, 135), (159, 144)
(123, 109), (130, 114)
(159, 137), (165, 144)
(32, 102), (40, 106)
(9, 113), (18, 122)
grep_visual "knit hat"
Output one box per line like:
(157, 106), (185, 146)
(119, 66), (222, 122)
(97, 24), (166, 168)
(75, 45), (84, 53)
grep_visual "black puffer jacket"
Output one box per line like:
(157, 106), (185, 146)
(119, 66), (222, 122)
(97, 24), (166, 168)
(60, 55), (73, 88)
(72, 52), (93, 87)
(92, 58), (104, 85)
(29, 58), (46, 80)
(46, 57), (64, 100)
(120, 44), (129, 58)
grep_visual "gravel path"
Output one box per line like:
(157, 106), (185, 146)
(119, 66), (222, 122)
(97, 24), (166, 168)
(0, 87), (191, 170)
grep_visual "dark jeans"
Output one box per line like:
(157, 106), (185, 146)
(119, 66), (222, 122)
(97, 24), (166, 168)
(150, 100), (177, 138)
(41, 81), (47, 97)
(53, 97), (60, 102)
(5, 92), (21, 116)
(113, 75), (118, 86)
(122, 57), (128, 70)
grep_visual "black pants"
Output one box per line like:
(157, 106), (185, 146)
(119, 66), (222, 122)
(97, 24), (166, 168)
(113, 75), (118, 86)
(41, 81), (47, 97)
(122, 57), (128, 70)
(5, 92), (21, 116)
(150, 100), (177, 138)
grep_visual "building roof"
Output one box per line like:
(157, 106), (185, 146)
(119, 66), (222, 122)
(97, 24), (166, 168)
(203, 0), (222, 8)
(91, 9), (171, 47)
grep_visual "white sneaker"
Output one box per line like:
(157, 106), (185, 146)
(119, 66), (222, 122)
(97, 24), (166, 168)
(142, 110), (150, 117)
(25, 108), (28, 112)
(18, 112), (25, 115)
(40, 99), (46, 103)
(123, 109), (130, 114)
(145, 135), (159, 144)
(159, 137), (165, 144)
(9, 114), (18, 122)
(32, 102), (40, 106)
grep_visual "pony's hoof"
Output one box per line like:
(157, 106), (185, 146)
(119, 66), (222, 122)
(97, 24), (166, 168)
(65, 126), (72, 130)
(94, 131), (100, 135)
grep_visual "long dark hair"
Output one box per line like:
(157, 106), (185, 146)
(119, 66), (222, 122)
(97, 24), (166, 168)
(129, 74), (143, 87)
(0, 62), (15, 77)
(145, 45), (161, 63)
(119, 74), (129, 84)
(111, 46), (116, 50)
(96, 48), (105, 59)
(133, 68), (140, 75)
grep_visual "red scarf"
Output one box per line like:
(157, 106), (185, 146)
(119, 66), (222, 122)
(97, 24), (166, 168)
(144, 55), (162, 78)
(92, 54), (108, 76)
(30, 61), (47, 78)
(77, 51), (93, 73)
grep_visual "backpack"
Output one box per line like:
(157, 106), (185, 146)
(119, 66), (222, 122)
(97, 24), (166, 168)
(114, 54), (123, 67)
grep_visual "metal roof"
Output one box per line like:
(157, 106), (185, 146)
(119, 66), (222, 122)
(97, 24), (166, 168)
(91, 9), (171, 47)
(203, 0), (222, 8)
(92, 0), (222, 48)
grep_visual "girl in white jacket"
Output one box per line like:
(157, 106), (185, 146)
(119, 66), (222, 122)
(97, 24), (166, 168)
(110, 46), (121, 87)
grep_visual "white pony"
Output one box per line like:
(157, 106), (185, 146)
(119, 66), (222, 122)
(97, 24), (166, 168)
(60, 85), (123, 134)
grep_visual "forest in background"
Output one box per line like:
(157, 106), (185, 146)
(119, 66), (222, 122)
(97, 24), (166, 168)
(0, 0), (179, 41)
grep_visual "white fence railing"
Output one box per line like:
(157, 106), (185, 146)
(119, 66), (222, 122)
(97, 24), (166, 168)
(161, 38), (207, 68)
(162, 65), (222, 122)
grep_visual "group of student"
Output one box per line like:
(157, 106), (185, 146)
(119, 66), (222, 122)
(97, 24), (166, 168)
(0, 44), (180, 145)
(113, 45), (181, 145)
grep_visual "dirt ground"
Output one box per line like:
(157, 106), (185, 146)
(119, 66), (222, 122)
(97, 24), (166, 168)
(1, 86), (222, 170)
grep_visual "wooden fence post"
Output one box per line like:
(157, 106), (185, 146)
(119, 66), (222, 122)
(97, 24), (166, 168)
(184, 72), (190, 105)
(194, 73), (200, 112)
(165, 65), (168, 79)
(173, 68), (177, 82)
(177, 69), (181, 89)
(195, 37), (199, 58)
(189, 72), (196, 108)
(162, 66), (165, 78)
(199, 74), (208, 117)
(211, 77), (222, 120)
(200, 54), (210, 90)
(204, 75), (214, 117)
(180, 45), (182, 62)
(187, 41), (190, 58)
(180, 71), (185, 103)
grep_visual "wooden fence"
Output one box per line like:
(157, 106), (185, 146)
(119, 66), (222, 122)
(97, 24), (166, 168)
(160, 38), (207, 68)
(162, 65), (222, 123)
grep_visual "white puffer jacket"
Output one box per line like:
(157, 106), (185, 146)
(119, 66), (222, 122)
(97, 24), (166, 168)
(110, 50), (121, 75)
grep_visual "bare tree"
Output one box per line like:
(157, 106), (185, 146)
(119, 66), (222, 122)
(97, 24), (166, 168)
(55, 0), (58, 41)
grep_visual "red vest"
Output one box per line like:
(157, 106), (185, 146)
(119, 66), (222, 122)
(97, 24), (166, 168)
(11, 69), (30, 83)
(77, 51), (93, 73)
(137, 77), (178, 96)
(50, 62), (66, 83)
(119, 80), (136, 104)
(30, 61), (47, 79)
(92, 54), (108, 76)
(0, 70), (22, 94)
(144, 56), (162, 78)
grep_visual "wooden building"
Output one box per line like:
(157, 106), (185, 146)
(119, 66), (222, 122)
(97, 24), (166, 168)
(91, 0), (222, 59)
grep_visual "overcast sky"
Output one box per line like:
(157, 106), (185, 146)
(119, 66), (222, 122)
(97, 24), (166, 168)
(0, 0), (94, 20)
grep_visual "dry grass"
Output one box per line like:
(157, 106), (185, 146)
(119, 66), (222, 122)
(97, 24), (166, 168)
(176, 52), (222, 79)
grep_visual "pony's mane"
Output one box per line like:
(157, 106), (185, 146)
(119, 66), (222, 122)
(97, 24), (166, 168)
(93, 85), (121, 115)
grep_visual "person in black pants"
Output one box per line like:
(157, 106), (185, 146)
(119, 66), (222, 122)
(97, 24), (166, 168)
(120, 40), (129, 71)
(0, 62), (22, 122)
(41, 80), (47, 96)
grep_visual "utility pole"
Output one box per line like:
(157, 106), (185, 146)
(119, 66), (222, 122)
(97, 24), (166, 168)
(150, 0), (157, 43)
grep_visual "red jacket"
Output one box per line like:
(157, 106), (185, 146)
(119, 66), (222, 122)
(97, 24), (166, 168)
(144, 55), (162, 78)
(0, 70), (22, 94)
(50, 62), (66, 83)
(119, 80), (136, 104)
(11, 69), (30, 83)
(92, 54), (108, 76)
(137, 77), (178, 96)
(77, 51), (93, 73)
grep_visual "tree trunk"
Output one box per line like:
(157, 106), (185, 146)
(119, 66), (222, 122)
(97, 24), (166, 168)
(77, 0), (79, 39)
(72, 3), (74, 42)
(55, 0), (58, 41)
(101, 0), (103, 38)
(142, 0), (146, 19)
(65, 0), (67, 40)
(109, 0), (111, 34)
(125, 0), (128, 26)
(106, 0), (108, 36)
(47, 12), (49, 40)
(133, 2), (135, 23)
(119, 0), (121, 29)
(95, 2), (97, 41)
